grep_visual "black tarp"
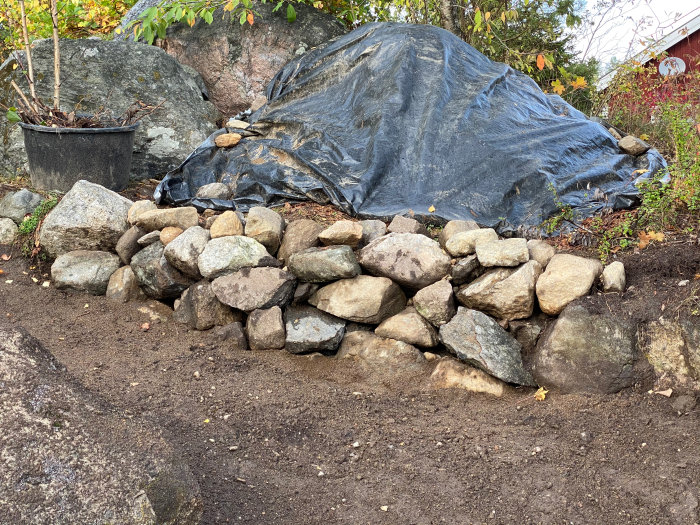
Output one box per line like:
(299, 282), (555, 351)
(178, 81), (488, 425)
(155, 22), (666, 233)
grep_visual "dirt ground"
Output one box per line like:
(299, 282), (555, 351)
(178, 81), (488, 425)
(1, 229), (700, 524)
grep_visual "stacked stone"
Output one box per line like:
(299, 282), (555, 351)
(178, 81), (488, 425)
(20, 180), (643, 397)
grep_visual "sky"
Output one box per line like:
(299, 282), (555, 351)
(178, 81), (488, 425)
(573, 0), (700, 69)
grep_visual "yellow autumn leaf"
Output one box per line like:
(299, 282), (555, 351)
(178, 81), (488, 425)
(501, 11), (506, 22)
(204, 418), (210, 423)
(639, 133), (650, 141)
(224, 1), (234, 11)
(115, 26), (122, 35)
(551, 79), (565, 95)
(428, 205), (436, 213)
(484, 11), (491, 21)
(638, 230), (664, 250)
(570, 76), (588, 90)
(534, 387), (548, 401)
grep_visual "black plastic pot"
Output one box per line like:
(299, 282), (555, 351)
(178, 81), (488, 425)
(19, 121), (140, 192)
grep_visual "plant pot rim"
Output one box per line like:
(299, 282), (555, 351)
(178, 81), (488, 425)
(18, 121), (141, 134)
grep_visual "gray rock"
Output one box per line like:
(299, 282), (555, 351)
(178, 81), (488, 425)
(475, 238), (529, 267)
(119, 1), (345, 116)
(116, 226), (147, 265)
(375, 307), (438, 347)
(51, 250), (121, 295)
(637, 318), (699, 384)
(527, 239), (556, 269)
(38, 180), (133, 257)
(358, 219), (387, 247)
(210, 322), (248, 350)
(536, 254), (603, 315)
(137, 230), (162, 247)
(445, 228), (498, 257)
(195, 182), (231, 200)
(451, 254), (484, 285)
(163, 226), (210, 278)
(618, 135), (650, 156)
(457, 260), (542, 321)
(0, 188), (43, 224)
(509, 315), (548, 358)
(130, 241), (194, 299)
(247, 307), (286, 350)
(318, 220), (363, 247)
(337, 331), (425, 365)
(430, 358), (507, 397)
(438, 220), (479, 249)
(1, 39), (219, 180)
(277, 219), (324, 263)
(245, 207), (285, 254)
(413, 279), (456, 327)
(106, 265), (146, 303)
(197, 236), (275, 279)
(133, 207), (200, 232)
(439, 307), (535, 386)
(174, 280), (240, 330)
(601, 261), (626, 292)
(0, 325), (202, 524)
(127, 200), (158, 224)
(309, 275), (406, 324)
(292, 282), (319, 304)
(211, 267), (296, 312)
(284, 305), (346, 354)
(532, 304), (637, 393)
(288, 245), (361, 282)
(387, 215), (428, 235)
(0, 217), (18, 244)
(358, 233), (451, 289)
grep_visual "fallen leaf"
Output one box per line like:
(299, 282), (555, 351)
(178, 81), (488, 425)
(1, 254), (10, 261)
(42, 281), (50, 287)
(638, 230), (664, 249)
(130, 382), (140, 387)
(534, 386), (548, 401)
(84, 303), (89, 309)
(428, 205), (436, 213)
(204, 419), (210, 424)
(654, 388), (673, 397)
(31, 277), (38, 283)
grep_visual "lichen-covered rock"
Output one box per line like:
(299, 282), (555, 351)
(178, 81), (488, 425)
(38, 180), (133, 257)
(457, 260), (542, 321)
(284, 305), (346, 354)
(532, 304), (637, 393)
(244, 207), (285, 254)
(439, 307), (535, 386)
(0, 39), (219, 179)
(0, 217), (18, 244)
(536, 254), (603, 315)
(130, 241), (194, 299)
(247, 307), (286, 350)
(375, 307), (438, 347)
(0, 188), (43, 224)
(197, 236), (276, 279)
(174, 280), (240, 330)
(51, 250), (121, 295)
(358, 233), (451, 289)
(277, 219), (324, 263)
(637, 318), (699, 384)
(106, 265), (146, 303)
(309, 275), (406, 324)
(211, 267), (296, 312)
(413, 279), (456, 327)
(163, 226), (210, 278)
(429, 358), (507, 397)
(288, 245), (361, 282)
(0, 324), (202, 524)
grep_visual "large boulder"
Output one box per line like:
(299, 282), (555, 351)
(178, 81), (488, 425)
(197, 235), (277, 279)
(439, 307), (535, 386)
(39, 181), (133, 257)
(309, 275), (406, 324)
(0, 39), (219, 179)
(277, 219), (324, 263)
(247, 307), (286, 350)
(173, 280), (240, 330)
(637, 318), (700, 385)
(284, 305), (346, 354)
(130, 241), (194, 299)
(0, 323), (202, 524)
(532, 304), (639, 393)
(51, 250), (121, 295)
(119, 1), (346, 115)
(337, 331), (426, 365)
(536, 254), (603, 315)
(211, 267), (296, 312)
(375, 306), (438, 347)
(288, 245), (361, 282)
(358, 233), (451, 289)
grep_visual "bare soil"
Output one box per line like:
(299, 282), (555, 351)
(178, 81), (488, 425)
(1, 232), (699, 524)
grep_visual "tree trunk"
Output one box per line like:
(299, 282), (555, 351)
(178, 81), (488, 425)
(51, 0), (60, 110)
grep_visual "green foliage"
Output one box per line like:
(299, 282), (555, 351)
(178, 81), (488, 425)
(543, 182), (573, 234)
(18, 195), (58, 235)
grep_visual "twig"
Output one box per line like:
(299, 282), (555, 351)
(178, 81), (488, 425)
(10, 80), (33, 113)
(17, 0), (38, 113)
(50, 0), (60, 110)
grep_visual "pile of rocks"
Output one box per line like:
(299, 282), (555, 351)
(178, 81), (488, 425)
(3, 180), (697, 395)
